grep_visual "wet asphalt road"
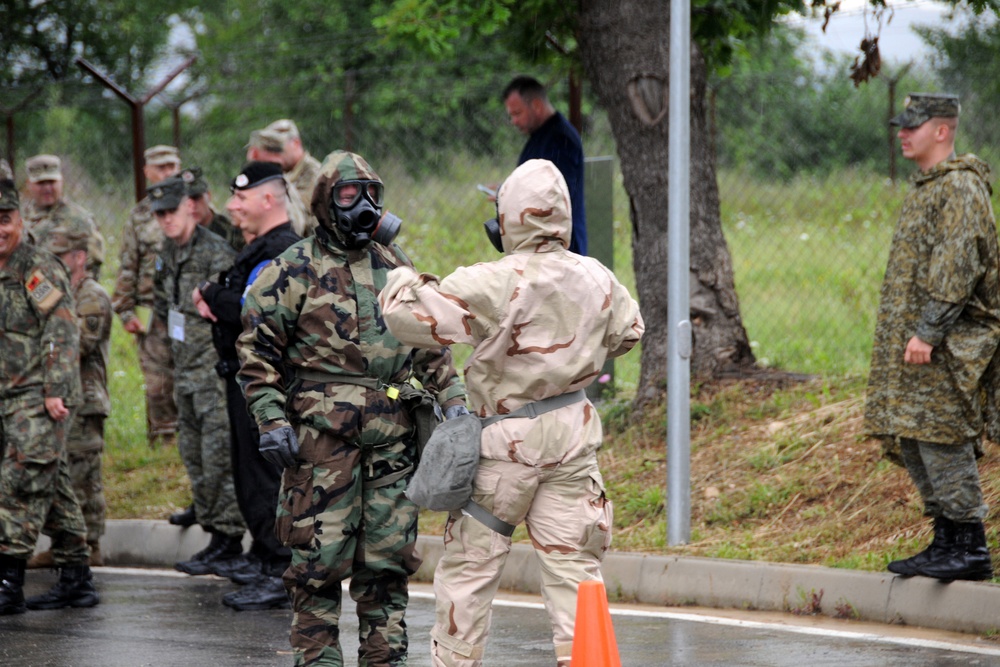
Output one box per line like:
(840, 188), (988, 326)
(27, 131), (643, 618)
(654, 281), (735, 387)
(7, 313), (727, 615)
(1, 567), (999, 666)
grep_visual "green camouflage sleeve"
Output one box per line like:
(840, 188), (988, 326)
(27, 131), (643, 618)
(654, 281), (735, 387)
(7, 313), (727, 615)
(36, 259), (80, 400)
(412, 346), (467, 408)
(926, 172), (993, 305)
(112, 212), (141, 321)
(237, 259), (303, 430)
(76, 281), (113, 359)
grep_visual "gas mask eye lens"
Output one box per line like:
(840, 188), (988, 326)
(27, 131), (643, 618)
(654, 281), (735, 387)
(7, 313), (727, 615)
(365, 182), (384, 207)
(333, 180), (383, 210)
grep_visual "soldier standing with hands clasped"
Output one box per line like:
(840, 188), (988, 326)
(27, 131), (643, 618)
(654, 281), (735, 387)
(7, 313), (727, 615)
(865, 93), (999, 582)
(0, 179), (99, 614)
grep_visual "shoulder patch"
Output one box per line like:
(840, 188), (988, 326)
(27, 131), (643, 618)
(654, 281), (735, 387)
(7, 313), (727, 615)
(26, 269), (64, 313)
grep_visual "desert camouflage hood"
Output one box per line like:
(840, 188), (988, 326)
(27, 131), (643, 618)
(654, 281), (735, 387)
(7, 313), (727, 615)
(496, 159), (571, 253)
(310, 150), (381, 247)
(913, 153), (993, 194)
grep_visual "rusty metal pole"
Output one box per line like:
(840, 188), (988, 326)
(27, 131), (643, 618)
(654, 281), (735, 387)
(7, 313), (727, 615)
(75, 56), (195, 202)
(1, 88), (44, 178)
(5, 115), (13, 171)
(569, 70), (583, 135)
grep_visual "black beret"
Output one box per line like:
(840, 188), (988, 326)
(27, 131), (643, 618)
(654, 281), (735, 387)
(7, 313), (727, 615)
(231, 161), (284, 192)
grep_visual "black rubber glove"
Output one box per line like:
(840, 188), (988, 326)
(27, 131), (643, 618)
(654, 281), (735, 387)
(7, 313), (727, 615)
(444, 405), (471, 420)
(259, 425), (300, 468)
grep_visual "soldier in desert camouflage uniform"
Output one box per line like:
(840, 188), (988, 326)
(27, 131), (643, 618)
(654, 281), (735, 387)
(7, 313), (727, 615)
(27, 224), (112, 570)
(380, 159), (644, 667)
(112, 145), (181, 451)
(22, 154), (106, 280)
(265, 118), (322, 218)
(237, 151), (467, 667)
(149, 176), (246, 575)
(864, 93), (999, 582)
(246, 128), (316, 237)
(0, 179), (99, 615)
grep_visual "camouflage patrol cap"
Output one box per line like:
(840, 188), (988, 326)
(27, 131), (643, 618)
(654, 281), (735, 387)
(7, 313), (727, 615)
(180, 166), (209, 196)
(25, 154), (62, 182)
(148, 176), (188, 212)
(890, 93), (960, 128)
(45, 223), (90, 254)
(0, 179), (18, 211)
(265, 118), (300, 140)
(245, 129), (285, 154)
(144, 144), (181, 166)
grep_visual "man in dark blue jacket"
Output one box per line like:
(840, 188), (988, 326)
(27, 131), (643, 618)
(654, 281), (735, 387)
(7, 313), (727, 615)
(503, 75), (587, 256)
(193, 162), (301, 610)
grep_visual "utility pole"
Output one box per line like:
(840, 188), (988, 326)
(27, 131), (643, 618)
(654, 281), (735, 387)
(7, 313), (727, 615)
(75, 56), (196, 202)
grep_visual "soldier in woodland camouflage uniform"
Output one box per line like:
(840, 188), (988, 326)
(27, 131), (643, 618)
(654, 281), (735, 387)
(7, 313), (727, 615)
(237, 151), (467, 667)
(181, 166), (245, 252)
(22, 154), (106, 280)
(112, 145), (181, 450)
(27, 224), (112, 570)
(0, 179), (99, 614)
(148, 177), (247, 574)
(864, 93), (999, 582)
(265, 118), (323, 219)
(380, 159), (644, 667)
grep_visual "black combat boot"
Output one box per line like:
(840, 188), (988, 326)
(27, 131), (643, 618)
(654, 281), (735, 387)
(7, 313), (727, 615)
(222, 574), (289, 611)
(25, 564), (100, 610)
(0, 555), (27, 615)
(210, 552), (260, 583)
(175, 532), (243, 576)
(888, 516), (954, 576)
(168, 504), (197, 527)
(916, 520), (994, 582)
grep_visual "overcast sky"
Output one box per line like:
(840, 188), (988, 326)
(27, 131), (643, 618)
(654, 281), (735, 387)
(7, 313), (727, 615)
(790, 0), (951, 63)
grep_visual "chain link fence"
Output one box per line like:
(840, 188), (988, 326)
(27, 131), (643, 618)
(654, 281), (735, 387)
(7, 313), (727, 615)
(7, 59), (993, 382)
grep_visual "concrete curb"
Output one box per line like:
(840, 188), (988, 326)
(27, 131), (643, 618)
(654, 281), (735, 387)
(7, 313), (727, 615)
(48, 520), (1000, 636)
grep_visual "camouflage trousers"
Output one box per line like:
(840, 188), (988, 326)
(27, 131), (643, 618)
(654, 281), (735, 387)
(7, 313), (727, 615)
(0, 397), (88, 564)
(138, 316), (177, 442)
(278, 424), (421, 667)
(175, 385), (245, 538)
(899, 438), (988, 522)
(430, 453), (612, 667)
(64, 415), (106, 544)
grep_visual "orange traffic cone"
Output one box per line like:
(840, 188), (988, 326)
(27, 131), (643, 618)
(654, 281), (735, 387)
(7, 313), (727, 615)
(570, 579), (622, 667)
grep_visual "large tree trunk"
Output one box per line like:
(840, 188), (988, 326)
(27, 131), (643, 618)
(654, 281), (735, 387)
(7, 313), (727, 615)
(579, 0), (755, 409)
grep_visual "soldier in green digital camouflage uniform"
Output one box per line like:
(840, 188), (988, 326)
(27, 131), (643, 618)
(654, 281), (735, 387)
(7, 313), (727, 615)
(864, 93), (999, 582)
(181, 166), (245, 252)
(22, 154), (106, 280)
(27, 224), (113, 571)
(0, 179), (99, 614)
(149, 176), (247, 575)
(112, 145), (181, 451)
(237, 151), (468, 666)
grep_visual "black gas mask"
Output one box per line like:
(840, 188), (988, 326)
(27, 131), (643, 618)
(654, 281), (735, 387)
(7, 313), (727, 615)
(483, 200), (504, 253)
(330, 179), (401, 249)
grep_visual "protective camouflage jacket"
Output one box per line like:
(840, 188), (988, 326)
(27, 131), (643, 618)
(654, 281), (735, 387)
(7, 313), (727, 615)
(864, 153), (1000, 445)
(380, 159), (644, 466)
(0, 242), (80, 402)
(237, 153), (466, 448)
(112, 197), (162, 324)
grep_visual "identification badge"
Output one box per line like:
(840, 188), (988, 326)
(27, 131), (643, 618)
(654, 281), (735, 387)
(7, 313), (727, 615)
(168, 309), (186, 342)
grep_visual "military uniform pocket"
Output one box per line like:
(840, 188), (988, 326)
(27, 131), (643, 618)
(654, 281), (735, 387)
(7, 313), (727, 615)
(581, 470), (613, 561)
(275, 463), (316, 549)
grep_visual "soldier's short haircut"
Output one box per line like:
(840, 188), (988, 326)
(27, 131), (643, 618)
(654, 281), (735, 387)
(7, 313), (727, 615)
(503, 76), (548, 104)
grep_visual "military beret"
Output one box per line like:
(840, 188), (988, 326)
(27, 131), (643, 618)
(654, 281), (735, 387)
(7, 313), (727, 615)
(231, 161), (284, 192)
(25, 154), (62, 182)
(180, 166), (209, 196)
(149, 176), (188, 212)
(265, 118), (300, 139)
(0, 179), (18, 211)
(890, 93), (960, 129)
(45, 223), (90, 254)
(144, 145), (181, 166)
(245, 129), (285, 154)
